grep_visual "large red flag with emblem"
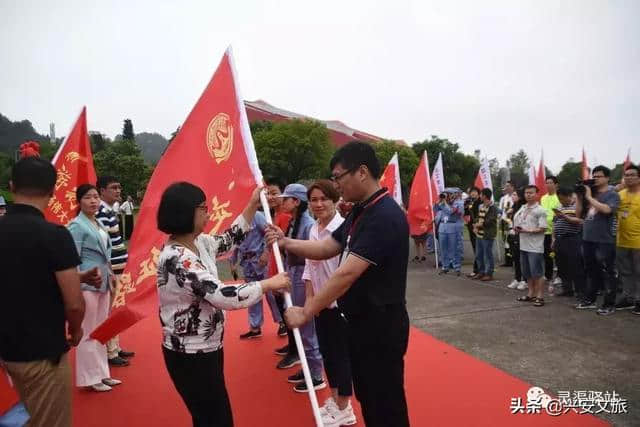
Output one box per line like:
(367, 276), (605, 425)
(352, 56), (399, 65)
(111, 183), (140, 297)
(91, 48), (263, 342)
(407, 151), (437, 236)
(45, 107), (97, 225)
(379, 152), (403, 206)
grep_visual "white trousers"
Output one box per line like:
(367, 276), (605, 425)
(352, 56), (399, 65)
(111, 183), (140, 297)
(76, 290), (111, 387)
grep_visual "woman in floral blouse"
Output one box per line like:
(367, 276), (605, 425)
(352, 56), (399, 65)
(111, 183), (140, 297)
(156, 182), (290, 427)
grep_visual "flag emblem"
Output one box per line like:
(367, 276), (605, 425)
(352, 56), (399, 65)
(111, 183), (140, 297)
(207, 112), (233, 163)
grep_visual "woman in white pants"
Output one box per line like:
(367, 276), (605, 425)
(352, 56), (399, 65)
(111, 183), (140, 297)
(68, 184), (121, 392)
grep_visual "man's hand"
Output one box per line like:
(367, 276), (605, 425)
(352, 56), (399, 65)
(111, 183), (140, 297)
(336, 200), (353, 217)
(584, 185), (593, 201)
(67, 326), (83, 347)
(250, 186), (264, 209)
(284, 306), (310, 329)
(80, 267), (102, 288)
(265, 224), (286, 248)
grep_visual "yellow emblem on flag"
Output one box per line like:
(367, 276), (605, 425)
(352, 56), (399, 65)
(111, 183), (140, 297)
(206, 113), (233, 164)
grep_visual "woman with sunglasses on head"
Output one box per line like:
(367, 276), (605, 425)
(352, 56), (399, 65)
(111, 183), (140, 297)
(156, 182), (290, 427)
(67, 184), (121, 392)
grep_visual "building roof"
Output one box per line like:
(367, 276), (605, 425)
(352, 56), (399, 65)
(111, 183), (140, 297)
(244, 100), (404, 147)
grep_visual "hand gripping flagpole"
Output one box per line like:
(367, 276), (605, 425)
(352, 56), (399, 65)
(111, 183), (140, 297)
(259, 190), (324, 427)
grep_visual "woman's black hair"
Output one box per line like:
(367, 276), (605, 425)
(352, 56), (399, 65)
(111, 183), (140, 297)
(157, 182), (206, 235)
(76, 184), (98, 216)
(288, 200), (309, 239)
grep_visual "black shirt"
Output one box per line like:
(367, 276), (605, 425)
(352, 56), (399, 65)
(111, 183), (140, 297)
(0, 204), (80, 362)
(331, 189), (409, 317)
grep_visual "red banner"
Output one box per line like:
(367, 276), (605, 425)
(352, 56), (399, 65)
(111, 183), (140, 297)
(0, 372), (18, 416)
(379, 153), (403, 206)
(535, 155), (547, 197)
(91, 48), (262, 343)
(407, 151), (436, 236)
(45, 107), (97, 225)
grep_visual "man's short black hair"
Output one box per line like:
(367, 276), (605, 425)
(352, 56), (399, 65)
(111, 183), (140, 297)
(545, 175), (558, 184)
(97, 176), (120, 190)
(525, 185), (539, 193)
(157, 182), (206, 235)
(481, 188), (492, 199)
(505, 181), (513, 186)
(592, 165), (610, 177)
(264, 176), (286, 191)
(557, 187), (573, 197)
(11, 157), (57, 197)
(329, 141), (381, 179)
(624, 163), (639, 174)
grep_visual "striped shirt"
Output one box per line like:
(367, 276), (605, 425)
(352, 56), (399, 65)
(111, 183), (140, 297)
(96, 200), (128, 274)
(552, 204), (582, 237)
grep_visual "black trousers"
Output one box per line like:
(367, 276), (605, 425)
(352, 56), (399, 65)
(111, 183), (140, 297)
(316, 308), (353, 397)
(162, 347), (233, 427)
(346, 304), (410, 427)
(555, 234), (585, 297)
(467, 224), (478, 273)
(582, 241), (617, 307)
(507, 234), (522, 282)
(274, 293), (297, 356)
(543, 234), (554, 280)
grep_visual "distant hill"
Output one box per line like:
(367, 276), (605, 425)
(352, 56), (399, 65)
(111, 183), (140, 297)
(134, 132), (169, 165)
(0, 113), (51, 155)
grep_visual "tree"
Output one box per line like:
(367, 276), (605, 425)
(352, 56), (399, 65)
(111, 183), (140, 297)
(252, 119), (334, 184)
(89, 132), (110, 154)
(557, 161), (583, 188)
(508, 150), (530, 175)
(93, 139), (152, 199)
(122, 119), (135, 141)
(135, 132), (169, 165)
(0, 151), (12, 191)
(412, 136), (480, 190)
(372, 140), (419, 199)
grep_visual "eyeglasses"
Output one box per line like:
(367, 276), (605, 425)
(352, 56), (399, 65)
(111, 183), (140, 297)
(196, 204), (208, 212)
(330, 168), (356, 182)
(592, 174), (606, 179)
(624, 172), (639, 177)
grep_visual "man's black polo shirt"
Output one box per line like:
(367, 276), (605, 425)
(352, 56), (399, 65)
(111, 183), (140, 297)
(0, 203), (80, 362)
(331, 189), (409, 317)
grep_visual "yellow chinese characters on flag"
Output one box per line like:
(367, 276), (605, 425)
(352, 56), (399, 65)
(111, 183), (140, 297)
(45, 107), (97, 225)
(91, 47), (264, 343)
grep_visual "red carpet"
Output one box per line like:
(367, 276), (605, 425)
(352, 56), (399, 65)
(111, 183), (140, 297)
(72, 308), (608, 426)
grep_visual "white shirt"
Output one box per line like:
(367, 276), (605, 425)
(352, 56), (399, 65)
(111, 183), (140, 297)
(499, 194), (513, 220)
(120, 200), (133, 215)
(301, 213), (344, 309)
(513, 203), (547, 253)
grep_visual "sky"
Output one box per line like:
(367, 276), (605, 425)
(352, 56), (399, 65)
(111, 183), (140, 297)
(1, 0), (638, 173)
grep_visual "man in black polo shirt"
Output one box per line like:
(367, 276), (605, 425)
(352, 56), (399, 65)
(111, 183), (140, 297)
(268, 142), (411, 427)
(0, 156), (97, 427)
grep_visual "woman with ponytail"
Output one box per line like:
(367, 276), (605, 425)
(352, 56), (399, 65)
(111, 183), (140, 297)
(275, 184), (326, 392)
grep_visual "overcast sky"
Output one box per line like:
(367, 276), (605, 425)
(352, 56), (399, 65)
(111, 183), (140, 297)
(1, 0), (638, 172)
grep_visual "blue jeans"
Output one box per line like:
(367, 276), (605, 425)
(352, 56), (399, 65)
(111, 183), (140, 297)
(476, 239), (495, 275)
(289, 266), (324, 379)
(440, 232), (462, 271)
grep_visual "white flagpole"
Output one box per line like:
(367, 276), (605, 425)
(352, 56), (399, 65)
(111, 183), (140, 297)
(424, 151), (439, 269)
(228, 45), (323, 426)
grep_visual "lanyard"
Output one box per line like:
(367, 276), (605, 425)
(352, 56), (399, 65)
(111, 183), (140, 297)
(347, 190), (388, 242)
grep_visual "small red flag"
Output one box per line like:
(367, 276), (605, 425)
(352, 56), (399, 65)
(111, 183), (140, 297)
(45, 107), (97, 225)
(623, 149), (631, 171)
(581, 148), (590, 180)
(379, 152), (403, 206)
(474, 158), (493, 192)
(536, 154), (547, 197)
(91, 48), (263, 342)
(407, 151), (437, 236)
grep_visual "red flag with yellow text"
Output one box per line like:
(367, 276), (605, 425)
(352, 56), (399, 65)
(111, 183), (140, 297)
(45, 107), (97, 224)
(407, 151), (437, 236)
(91, 48), (263, 342)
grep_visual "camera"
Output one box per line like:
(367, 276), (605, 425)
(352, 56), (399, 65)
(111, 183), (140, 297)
(574, 179), (596, 195)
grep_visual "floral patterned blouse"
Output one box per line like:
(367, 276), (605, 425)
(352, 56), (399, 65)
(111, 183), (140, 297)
(157, 215), (264, 353)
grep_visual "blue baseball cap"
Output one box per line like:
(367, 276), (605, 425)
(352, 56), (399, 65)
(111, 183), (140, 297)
(277, 183), (308, 202)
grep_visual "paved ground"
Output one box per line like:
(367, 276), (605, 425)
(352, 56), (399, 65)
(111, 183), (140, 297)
(406, 240), (639, 427)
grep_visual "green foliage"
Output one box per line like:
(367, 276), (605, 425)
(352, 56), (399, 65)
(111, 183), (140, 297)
(508, 150), (530, 175)
(557, 161), (582, 188)
(0, 151), (12, 191)
(93, 139), (152, 199)
(122, 119), (135, 141)
(90, 132), (110, 154)
(135, 132), (169, 165)
(252, 119), (334, 184)
(372, 140), (419, 197)
(412, 136), (480, 189)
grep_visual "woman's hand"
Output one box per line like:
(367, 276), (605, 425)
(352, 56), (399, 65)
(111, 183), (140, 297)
(261, 272), (291, 293)
(250, 186), (264, 209)
(265, 224), (286, 248)
(80, 266), (102, 288)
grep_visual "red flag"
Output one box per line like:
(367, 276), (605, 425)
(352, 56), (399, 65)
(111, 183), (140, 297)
(624, 149), (631, 171)
(0, 373), (18, 417)
(407, 151), (437, 236)
(535, 154), (547, 197)
(45, 107), (97, 225)
(474, 158), (493, 192)
(91, 48), (263, 342)
(581, 148), (589, 180)
(379, 152), (403, 206)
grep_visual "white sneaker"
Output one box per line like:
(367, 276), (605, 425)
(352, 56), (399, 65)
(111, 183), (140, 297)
(516, 281), (528, 291)
(507, 280), (519, 289)
(90, 383), (112, 392)
(552, 277), (563, 285)
(321, 401), (357, 427)
(320, 397), (337, 417)
(102, 378), (122, 387)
